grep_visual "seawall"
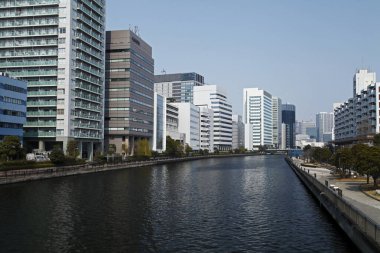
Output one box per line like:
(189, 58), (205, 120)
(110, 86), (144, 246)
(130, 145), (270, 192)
(0, 153), (255, 185)
(285, 157), (380, 253)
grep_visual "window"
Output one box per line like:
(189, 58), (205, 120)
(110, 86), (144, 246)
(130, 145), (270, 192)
(59, 27), (66, 34)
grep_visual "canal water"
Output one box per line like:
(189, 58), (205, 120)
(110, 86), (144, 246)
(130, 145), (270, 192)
(0, 156), (357, 252)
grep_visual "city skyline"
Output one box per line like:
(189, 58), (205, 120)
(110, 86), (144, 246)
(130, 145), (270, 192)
(106, 0), (380, 120)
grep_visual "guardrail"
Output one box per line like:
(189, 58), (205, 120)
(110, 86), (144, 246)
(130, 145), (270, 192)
(285, 157), (380, 250)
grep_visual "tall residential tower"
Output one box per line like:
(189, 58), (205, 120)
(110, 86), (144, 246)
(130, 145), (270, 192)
(0, 0), (106, 159)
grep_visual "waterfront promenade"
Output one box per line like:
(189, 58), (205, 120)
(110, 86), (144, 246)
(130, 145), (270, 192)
(293, 158), (380, 224)
(0, 154), (250, 185)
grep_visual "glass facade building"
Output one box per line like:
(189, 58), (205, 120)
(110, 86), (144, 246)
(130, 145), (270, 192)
(154, 72), (204, 103)
(0, 0), (106, 159)
(0, 74), (27, 141)
(282, 104), (296, 148)
(153, 92), (165, 152)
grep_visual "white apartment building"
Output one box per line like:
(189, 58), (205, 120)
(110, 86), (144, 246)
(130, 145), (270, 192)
(272, 96), (282, 149)
(193, 85), (232, 151)
(334, 69), (379, 145)
(334, 99), (355, 142)
(243, 88), (273, 150)
(198, 106), (214, 151)
(0, 0), (106, 159)
(170, 102), (200, 151)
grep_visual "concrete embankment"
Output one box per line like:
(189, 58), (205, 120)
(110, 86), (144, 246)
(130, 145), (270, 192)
(285, 157), (380, 253)
(0, 154), (252, 185)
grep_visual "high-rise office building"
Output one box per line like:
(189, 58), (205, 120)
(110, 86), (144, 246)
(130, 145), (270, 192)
(165, 100), (185, 143)
(272, 96), (282, 149)
(199, 106), (214, 151)
(105, 30), (154, 155)
(170, 102), (200, 151)
(282, 104), (296, 148)
(154, 72), (204, 103)
(0, 74), (27, 141)
(232, 114), (244, 149)
(316, 112), (333, 142)
(153, 92), (166, 152)
(243, 88), (273, 150)
(194, 85), (232, 151)
(0, 0), (106, 159)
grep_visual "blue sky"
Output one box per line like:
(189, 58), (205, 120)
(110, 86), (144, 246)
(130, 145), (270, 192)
(106, 0), (380, 121)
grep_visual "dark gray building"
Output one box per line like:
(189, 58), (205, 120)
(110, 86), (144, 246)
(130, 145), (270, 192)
(105, 30), (154, 155)
(282, 104), (296, 148)
(154, 72), (204, 103)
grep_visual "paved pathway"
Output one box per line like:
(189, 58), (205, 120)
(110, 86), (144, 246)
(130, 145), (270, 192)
(293, 159), (380, 225)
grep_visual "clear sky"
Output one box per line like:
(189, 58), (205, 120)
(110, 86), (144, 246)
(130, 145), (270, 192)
(106, 0), (380, 121)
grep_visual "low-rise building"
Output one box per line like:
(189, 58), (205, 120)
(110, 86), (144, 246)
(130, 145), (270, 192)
(0, 74), (27, 141)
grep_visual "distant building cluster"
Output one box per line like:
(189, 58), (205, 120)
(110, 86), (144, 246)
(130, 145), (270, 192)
(0, 1), (306, 159)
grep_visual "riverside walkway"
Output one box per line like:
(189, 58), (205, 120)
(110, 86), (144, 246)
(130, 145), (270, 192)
(0, 154), (250, 185)
(293, 158), (380, 225)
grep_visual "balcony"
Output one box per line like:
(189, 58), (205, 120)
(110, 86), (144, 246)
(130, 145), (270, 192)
(0, 0), (59, 8)
(28, 80), (57, 87)
(0, 9), (59, 19)
(28, 91), (57, 97)
(27, 100), (57, 107)
(0, 60), (57, 68)
(24, 121), (56, 127)
(27, 110), (56, 117)
(24, 131), (56, 138)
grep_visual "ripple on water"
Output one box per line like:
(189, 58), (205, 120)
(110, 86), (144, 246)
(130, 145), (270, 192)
(0, 156), (358, 252)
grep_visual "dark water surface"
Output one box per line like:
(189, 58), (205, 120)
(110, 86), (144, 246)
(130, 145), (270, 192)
(0, 156), (358, 252)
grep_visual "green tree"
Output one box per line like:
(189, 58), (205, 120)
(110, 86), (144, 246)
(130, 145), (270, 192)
(165, 136), (184, 157)
(135, 139), (151, 158)
(66, 140), (79, 159)
(333, 147), (354, 177)
(352, 144), (371, 184)
(373, 133), (380, 146)
(366, 146), (380, 188)
(303, 145), (312, 162)
(311, 146), (331, 164)
(185, 144), (192, 156)
(49, 146), (65, 164)
(108, 144), (116, 155)
(0, 136), (24, 161)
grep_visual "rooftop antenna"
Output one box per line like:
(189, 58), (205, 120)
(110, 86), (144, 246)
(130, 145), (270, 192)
(161, 69), (166, 75)
(134, 26), (140, 36)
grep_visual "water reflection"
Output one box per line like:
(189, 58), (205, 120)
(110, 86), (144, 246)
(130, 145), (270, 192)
(0, 156), (357, 252)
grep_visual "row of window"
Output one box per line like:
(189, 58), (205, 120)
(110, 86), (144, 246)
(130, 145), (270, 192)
(0, 96), (26, 105)
(0, 109), (26, 117)
(0, 121), (23, 129)
(0, 82), (27, 94)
